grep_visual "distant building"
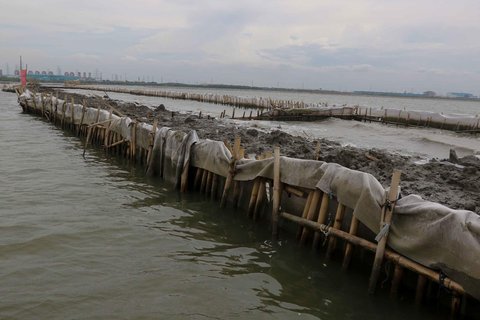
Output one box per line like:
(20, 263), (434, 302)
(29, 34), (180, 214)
(77, 72), (81, 77)
(48, 71), (53, 76)
(69, 72), (75, 77)
(41, 71), (47, 75)
(14, 70), (20, 76)
(447, 92), (476, 99)
(423, 91), (436, 97)
(88, 72), (91, 79)
(64, 72), (69, 76)
(0, 69), (2, 77)
(35, 71), (40, 75)
(83, 72), (86, 78)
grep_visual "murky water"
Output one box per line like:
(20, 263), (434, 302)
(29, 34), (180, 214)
(63, 87), (480, 159)
(0, 90), (453, 319)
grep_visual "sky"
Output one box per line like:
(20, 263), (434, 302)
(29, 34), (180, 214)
(1, 0), (479, 94)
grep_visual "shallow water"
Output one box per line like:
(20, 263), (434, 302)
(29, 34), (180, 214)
(63, 87), (480, 159)
(0, 90), (453, 319)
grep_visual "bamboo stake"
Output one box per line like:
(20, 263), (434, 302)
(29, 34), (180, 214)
(390, 265), (404, 298)
(146, 119), (158, 172)
(194, 168), (204, 190)
(415, 275), (427, 305)
(300, 190), (322, 244)
(210, 174), (218, 200)
(368, 169), (402, 294)
(451, 294), (462, 318)
(78, 102), (86, 137)
(297, 191), (314, 239)
(271, 147), (282, 238)
(312, 193), (330, 249)
(220, 137), (241, 207)
(200, 170), (208, 193)
(71, 97), (75, 130)
(326, 202), (346, 257)
(205, 171), (213, 196)
(342, 216), (359, 270)
(247, 179), (261, 217)
(131, 121), (137, 162)
(280, 211), (465, 294)
(231, 181), (240, 207)
(253, 180), (265, 221)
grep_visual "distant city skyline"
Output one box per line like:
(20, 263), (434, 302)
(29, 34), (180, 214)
(1, 1), (479, 95)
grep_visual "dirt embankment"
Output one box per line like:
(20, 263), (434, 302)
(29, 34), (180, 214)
(40, 87), (480, 213)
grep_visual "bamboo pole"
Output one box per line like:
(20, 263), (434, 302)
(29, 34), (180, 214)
(253, 179), (265, 221)
(326, 202), (346, 257)
(284, 185), (306, 198)
(297, 191), (314, 239)
(205, 171), (213, 196)
(451, 294), (462, 318)
(78, 102), (86, 137)
(368, 169), (402, 294)
(194, 168), (204, 190)
(415, 275), (427, 305)
(131, 121), (137, 162)
(342, 216), (360, 270)
(210, 174), (218, 200)
(71, 97), (75, 131)
(146, 119), (158, 173)
(312, 193), (330, 249)
(271, 147), (282, 238)
(300, 190), (322, 244)
(220, 137), (241, 207)
(247, 179), (261, 217)
(279, 211), (465, 294)
(231, 181), (240, 207)
(390, 265), (404, 298)
(200, 169), (208, 193)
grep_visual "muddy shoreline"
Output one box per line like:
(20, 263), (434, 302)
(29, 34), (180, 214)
(39, 86), (480, 214)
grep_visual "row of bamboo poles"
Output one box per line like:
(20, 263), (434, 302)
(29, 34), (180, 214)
(18, 88), (470, 318)
(64, 85), (480, 133)
(353, 107), (480, 133)
(63, 85), (326, 110)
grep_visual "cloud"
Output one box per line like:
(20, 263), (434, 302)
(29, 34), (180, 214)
(1, 0), (480, 93)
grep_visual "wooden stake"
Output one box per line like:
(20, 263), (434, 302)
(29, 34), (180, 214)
(368, 169), (402, 294)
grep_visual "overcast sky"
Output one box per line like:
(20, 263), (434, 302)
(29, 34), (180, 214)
(1, 0), (479, 94)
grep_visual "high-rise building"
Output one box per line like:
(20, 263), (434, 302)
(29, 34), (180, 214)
(0, 69), (2, 77)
